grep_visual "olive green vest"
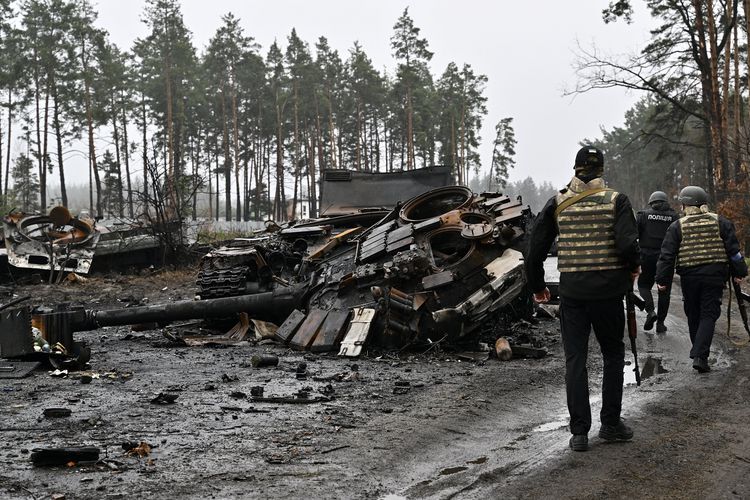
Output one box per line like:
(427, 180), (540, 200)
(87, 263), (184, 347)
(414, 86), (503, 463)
(676, 211), (727, 268)
(556, 180), (625, 274)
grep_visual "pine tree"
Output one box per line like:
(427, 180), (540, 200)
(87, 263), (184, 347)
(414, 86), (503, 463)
(391, 7), (433, 170)
(491, 117), (516, 189)
(11, 153), (40, 212)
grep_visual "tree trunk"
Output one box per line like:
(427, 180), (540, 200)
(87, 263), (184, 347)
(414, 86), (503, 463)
(275, 95), (285, 221)
(309, 127), (318, 218)
(406, 87), (415, 170)
(292, 84), (300, 219)
(450, 118), (458, 181)
(112, 97), (124, 217)
(4, 90), (12, 199)
(207, 143), (213, 220)
(141, 89), (149, 214)
(327, 88), (337, 168)
(460, 101), (467, 186)
(703, 0), (727, 195)
(732, 19), (743, 178)
(232, 74), (241, 222)
(83, 52), (102, 216)
(33, 48), (43, 210)
(215, 149), (221, 221)
(721, 2), (732, 172)
(52, 83), (67, 207)
(220, 88), (232, 221)
(121, 95), (133, 218)
(164, 60), (176, 216)
(192, 126), (201, 221)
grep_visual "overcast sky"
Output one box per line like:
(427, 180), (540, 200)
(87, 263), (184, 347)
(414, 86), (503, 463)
(88, 0), (653, 189)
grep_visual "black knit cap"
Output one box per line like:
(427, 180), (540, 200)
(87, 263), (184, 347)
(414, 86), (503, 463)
(574, 146), (604, 168)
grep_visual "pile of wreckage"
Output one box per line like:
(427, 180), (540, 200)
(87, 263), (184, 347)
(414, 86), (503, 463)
(0, 167), (542, 371)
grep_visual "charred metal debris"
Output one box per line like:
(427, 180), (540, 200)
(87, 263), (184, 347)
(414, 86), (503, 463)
(194, 184), (532, 355)
(0, 182), (537, 369)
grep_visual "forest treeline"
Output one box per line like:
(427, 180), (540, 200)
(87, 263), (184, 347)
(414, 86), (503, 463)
(581, 0), (750, 248)
(0, 0), (518, 221)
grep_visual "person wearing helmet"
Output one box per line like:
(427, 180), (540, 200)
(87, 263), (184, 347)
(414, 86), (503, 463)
(636, 191), (678, 332)
(525, 146), (640, 452)
(655, 186), (748, 373)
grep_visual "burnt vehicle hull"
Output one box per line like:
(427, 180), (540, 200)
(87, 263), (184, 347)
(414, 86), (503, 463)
(2, 210), (100, 275)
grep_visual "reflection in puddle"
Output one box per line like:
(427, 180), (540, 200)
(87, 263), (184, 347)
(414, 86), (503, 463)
(625, 356), (669, 385)
(440, 466), (468, 475)
(641, 356), (669, 378)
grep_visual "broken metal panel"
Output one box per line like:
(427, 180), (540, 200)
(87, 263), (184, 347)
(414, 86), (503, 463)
(422, 270), (454, 290)
(289, 309), (329, 350)
(338, 308), (376, 357)
(319, 166), (454, 216)
(311, 310), (350, 353)
(0, 307), (33, 358)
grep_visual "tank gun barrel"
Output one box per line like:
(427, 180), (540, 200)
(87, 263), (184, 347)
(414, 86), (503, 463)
(70, 285), (305, 332)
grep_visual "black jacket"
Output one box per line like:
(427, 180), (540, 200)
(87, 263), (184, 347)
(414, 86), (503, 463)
(636, 201), (678, 255)
(655, 214), (748, 287)
(525, 191), (641, 301)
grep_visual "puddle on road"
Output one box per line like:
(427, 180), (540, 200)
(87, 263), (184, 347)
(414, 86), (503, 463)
(625, 356), (669, 385)
(439, 466), (468, 475)
(466, 456), (487, 465)
(641, 356), (669, 378)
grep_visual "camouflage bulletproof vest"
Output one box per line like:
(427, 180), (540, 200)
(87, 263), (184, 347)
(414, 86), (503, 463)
(556, 185), (625, 273)
(676, 211), (727, 268)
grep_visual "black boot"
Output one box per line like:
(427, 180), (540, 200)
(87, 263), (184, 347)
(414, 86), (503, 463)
(644, 311), (657, 331)
(692, 357), (710, 373)
(599, 420), (634, 442)
(656, 322), (667, 333)
(569, 434), (588, 452)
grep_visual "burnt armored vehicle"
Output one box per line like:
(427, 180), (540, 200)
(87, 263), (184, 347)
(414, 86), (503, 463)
(1, 169), (531, 362)
(192, 169), (530, 354)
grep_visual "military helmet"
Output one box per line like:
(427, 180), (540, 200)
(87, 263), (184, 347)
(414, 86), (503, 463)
(648, 191), (668, 205)
(678, 186), (708, 206)
(574, 146), (604, 168)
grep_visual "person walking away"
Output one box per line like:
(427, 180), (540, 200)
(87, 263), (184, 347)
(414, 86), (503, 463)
(525, 146), (641, 452)
(655, 186), (747, 373)
(637, 191), (678, 333)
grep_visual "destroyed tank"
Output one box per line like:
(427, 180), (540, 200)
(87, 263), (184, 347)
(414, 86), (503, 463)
(194, 173), (532, 354)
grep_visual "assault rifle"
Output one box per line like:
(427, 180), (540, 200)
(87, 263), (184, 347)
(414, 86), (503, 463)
(626, 291), (646, 386)
(732, 281), (750, 337)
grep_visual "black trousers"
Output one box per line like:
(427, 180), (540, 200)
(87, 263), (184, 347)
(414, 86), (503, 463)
(638, 252), (671, 322)
(560, 296), (625, 435)
(680, 276), (723, 360)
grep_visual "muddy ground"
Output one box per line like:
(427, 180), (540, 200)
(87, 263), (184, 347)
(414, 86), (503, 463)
(1, 269), (749, 499)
